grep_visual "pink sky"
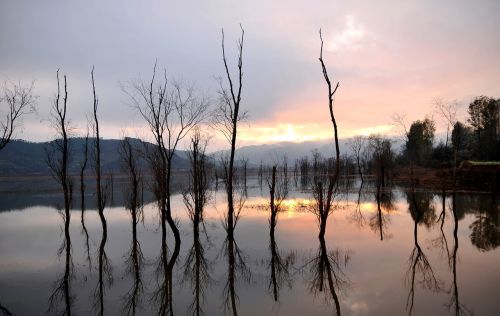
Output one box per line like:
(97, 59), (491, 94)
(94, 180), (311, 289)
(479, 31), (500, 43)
(1, 0), (499, 150)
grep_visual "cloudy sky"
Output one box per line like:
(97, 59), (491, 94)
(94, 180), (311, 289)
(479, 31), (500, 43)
(1, 0), (499, 150)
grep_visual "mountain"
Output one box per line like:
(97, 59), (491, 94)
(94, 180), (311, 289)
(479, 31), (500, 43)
(212, 138), (404, 166)
(0, 138), (190, 176)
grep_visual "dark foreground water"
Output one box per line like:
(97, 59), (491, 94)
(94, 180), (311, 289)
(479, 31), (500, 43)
(0, 177), (499, 315)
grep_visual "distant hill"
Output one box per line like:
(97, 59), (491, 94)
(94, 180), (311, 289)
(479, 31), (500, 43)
(0, 138), (190, 176)
(212, 138), (404, 166)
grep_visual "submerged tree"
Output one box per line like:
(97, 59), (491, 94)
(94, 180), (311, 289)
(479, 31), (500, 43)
(79, 129), (91, 272)
(367, 134), (394, 187)
(182, 129), (213, 316)
(127, 62), (209, 315)
(46, 70), (72, 228)
(267, 165), (292, 302)
(0, 81), (36, 150)
(213, 25), (246, 234)
(213, 25), (249, 316)
(310, 29), (341, 240)
(90, 68), (112, 316)
(349, 136), (365, 183)
(45, 70), (73, 316)
(120, 137), (145, 316)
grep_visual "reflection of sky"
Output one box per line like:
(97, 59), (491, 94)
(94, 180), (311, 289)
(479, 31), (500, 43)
(0, 184), (499, 315)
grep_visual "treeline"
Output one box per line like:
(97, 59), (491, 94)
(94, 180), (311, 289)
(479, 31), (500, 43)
(285, 96), (499, 189)
(398, 96), (500, 166)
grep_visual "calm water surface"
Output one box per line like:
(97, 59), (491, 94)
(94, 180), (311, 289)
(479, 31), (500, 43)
(0, 177), (498, 315)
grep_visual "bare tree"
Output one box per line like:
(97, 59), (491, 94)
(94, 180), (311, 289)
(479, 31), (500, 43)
(240, 156), (249, 195)
(349, 136), (365, 183)
(267, 165), (292, 302)
(0, 81), (36, 150)
(91, 67), (107, 216)
(45, 70), (73, 316)
(433, 98), (458, 148)
(126, 62), (209, 315)
(90, 67), (112, 316)
(213, 25), (247, 233)
(46, 70), (72, 228)
(182, 129), (213, 316)
(213, 25), (247, 316)
(434, 99), (462, 188)
(311, 29), (341, 239)
(79, 128), (91, 272)
(368, 134), (394, 187)
(120, 137), (145, 316)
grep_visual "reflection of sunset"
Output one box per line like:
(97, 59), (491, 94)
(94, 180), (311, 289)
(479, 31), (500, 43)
(280, 199), (312, 218)
(359, 202), (376, 213)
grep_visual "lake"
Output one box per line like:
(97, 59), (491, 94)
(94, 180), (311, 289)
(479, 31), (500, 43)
(0, 176), (498, 315)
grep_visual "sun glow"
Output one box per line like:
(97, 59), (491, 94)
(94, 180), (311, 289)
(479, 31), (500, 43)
(236, 122), (397, 146)
(238, 123), (332, 144)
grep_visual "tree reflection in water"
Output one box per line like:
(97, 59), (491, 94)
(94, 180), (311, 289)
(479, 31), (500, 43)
(469, 194), (499, 252)
(350, 181), (366, 227)
(221, 183), (250, 316)
(369, 183), (395, 240)
(0, 302), (13, 316)
(405, 188), (441, 315)
(48, 209), (74, 316)
(181, 131), (213, 316)
(80, 201), (92, 274)
(222, 231), (250, 316)
(307, 236), (350, 316)
(446, 192), (472, 316)
(267, 166), (294, 302)
(431, 191), (451, 264)
(121, 138), (145, 316)
(93, 212), (112, 316)
(80, 131), (92, 273)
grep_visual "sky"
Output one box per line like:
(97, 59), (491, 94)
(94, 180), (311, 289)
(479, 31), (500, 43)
(1, 0), (500, 150)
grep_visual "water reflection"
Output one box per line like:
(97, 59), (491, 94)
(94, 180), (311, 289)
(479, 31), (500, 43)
(1, 177), (500, 315)
(223, 200), (250, 316)
(121, 137), (145, 316)
(405, 188), (441, 315)
(222, 232), (249, 316)
(407, 190), (437, 228)
(81, 194), (92, 273)
(182, 227), (212, 315)
(369, 184), (395, 240)
(446, 193), (472, 316)
(308, 237), (350, 315)
(350, 182), (366, 227)
(48, 210), (74, 316)
(267, 166), (293, 302)
(80, 132), (92, 273)
(0, 302), (13, 316)
(181, 135), (213, 316)
(432, 191), (451, 262)
(469, 194), (499, 251)
(94, 213), (112, 316)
